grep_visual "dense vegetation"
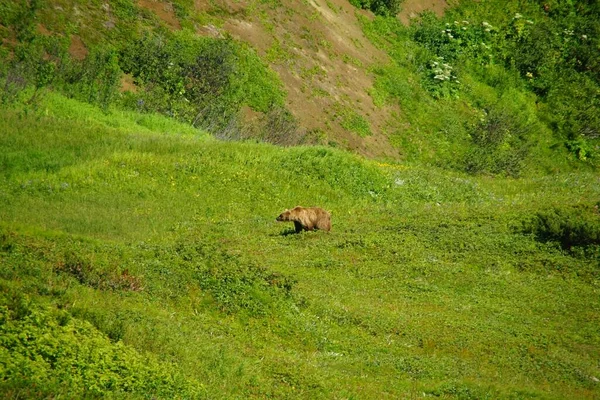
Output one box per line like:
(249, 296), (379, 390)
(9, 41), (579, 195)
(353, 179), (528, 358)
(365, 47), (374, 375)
(1, 0), (598, 171)
(1, 92), (599, 398)
(1, 0), (599, 398)
(0, 0), (289, 140)
(356, 0), (599, 175)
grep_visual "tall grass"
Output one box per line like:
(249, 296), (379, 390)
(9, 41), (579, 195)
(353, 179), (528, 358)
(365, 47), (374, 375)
(1, 93), (599, 398)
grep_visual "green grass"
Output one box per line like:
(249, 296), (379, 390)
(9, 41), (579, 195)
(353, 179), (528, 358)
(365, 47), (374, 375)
(1, 92), (599, 398)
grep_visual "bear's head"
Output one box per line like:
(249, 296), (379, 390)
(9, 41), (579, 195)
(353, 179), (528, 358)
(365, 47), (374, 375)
(276, 210), (291, 222)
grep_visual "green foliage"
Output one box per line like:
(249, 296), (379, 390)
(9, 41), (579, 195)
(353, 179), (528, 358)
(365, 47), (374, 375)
(463, 91), (538, 176)
(525, 205), (600, 250)
(443, 1), (600, 162)
(348, 0), (402, 16)
(64, 47), (122, 111)
(0, 2), (288, 144)
(119, 30), (285, 133)
(0, 0), (39, 42)
(258, 106), (306, 145)
(338, 107), (372, 137)
(0, 293), (203, 398)
(411, 13), (496, 64)
(422, 57), (460, 99)
(360, 2), (599, 172)
(1, 94), (600, 398)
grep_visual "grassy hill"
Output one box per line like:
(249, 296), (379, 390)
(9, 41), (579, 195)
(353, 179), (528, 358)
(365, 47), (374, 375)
(1, 0), (600, 398)
(1, 0), (598, 167)
(1, 92), (599, 398)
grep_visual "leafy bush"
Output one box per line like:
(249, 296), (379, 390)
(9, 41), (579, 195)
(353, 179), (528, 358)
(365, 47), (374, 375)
(348, 0), (402, 16)
(422, 57), (460, 99)
(0, 298), (203, 398)
(62, 47), (122, 111)
(260, 106), (307, 145)
(463, 94), (536, 177)
(412, 14), (496, 64)
(525, 205), (600, 251)
(119, 31), (285, 135)
(408, 4), (600, 166)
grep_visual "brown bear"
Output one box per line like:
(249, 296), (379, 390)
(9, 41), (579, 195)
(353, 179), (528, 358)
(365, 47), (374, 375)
(276, 206), (331, 233)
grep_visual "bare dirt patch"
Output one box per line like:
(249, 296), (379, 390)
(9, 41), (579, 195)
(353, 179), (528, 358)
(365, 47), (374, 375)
(138, 0), (181, 30)
(119, 73), (138, 93)
(398, 0), (448, 25)
(223, 0), (400, 159)
(69, 35), (88, 60)
(37, 24), (52, 36)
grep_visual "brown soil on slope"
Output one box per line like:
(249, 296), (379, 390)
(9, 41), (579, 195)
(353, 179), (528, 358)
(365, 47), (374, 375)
(69, 35), (89, 60)
(176, 0), (448, 158)
(218, 0), (399, 158)
(138, 0), (181, 30)
(398, 0), (448, 25)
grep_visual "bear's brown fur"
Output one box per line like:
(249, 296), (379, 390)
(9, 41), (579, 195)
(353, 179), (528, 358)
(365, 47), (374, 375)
(276, 206), (331, 233)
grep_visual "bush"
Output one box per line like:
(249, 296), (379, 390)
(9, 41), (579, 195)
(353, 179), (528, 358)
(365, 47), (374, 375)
(463, 89), (538, 177)
(525, 205), (600, 251)
(349, 0), (402, 16)
(119, 31), (286, 135)
(0, 298), (203, 398)
(411, 14), (496, 64)
(63, 47), (122, 111)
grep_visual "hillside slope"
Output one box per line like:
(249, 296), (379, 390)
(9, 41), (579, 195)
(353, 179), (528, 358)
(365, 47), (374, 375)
(2, 0), (597, 170)
(1, 92), (599, 398)
(1, 1), (600, 397)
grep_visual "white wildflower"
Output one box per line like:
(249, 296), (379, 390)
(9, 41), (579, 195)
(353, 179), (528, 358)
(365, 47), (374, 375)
(514, 13), (522, 19)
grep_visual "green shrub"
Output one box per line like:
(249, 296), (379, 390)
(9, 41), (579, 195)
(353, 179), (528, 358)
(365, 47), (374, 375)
(119, 30), (285, 135)
(525, 205), (600, 250)
(348, 0), (402, 16)
(259, 106), (306, 145)
(411, 13), (496, 64)
(422, 56), (460, 99)
(0, 299), (203, 398)
(63, 47), (122, 111)
(463, 89), (539, 177)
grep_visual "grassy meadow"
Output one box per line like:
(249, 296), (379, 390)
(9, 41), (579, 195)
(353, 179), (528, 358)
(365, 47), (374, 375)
(1, 93), (599, 398)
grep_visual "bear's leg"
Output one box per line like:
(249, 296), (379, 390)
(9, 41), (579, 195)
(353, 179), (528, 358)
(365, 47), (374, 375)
(293, 221), (303, 233)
